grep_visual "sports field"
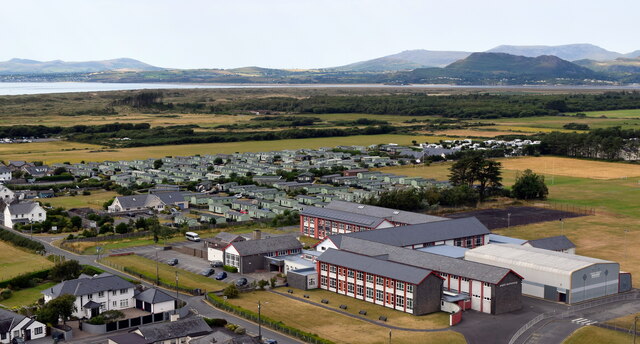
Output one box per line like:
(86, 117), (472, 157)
(227, 291), (464, 344)
(0, 241), (54, 281)
(0, 134), (446, 164)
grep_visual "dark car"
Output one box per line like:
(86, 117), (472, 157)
(167, 258), (178, 266)
(200, 268), (215, 277)
(214, 271), (227, 280)
(11, 338), (25, 344)
(210, 260), (224, 268)
(235, 277), (248, 287)
(264, 340), (278, 344)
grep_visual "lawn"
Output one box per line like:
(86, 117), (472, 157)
(605, 312), (640, 330)
(569, 108), (640, 119)
(0, 281), (56, 308)
(277, 287), (449, 330)
(2, 134), (440, 164)
(45, 190), (118, 210)
(562, 326), (632, 344)
(100, 254), (227, 292)
(499, 156), (640, 180)
(0, 241), (54, 281)
(227, 290), (464, 344)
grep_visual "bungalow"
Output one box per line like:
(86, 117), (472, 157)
(127, 317), (212, 344)
(2, 202), (46, 229)
(21, 165), (51, 178)
(248, 208), (276, 219)
(108, 194), (164, 213)
(0, 308), (47, 343)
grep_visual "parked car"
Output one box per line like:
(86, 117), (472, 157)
(214, 271), (227, 280)
(200, 268), (215, 277)
(167, 258), (178, 266)
(11, 338), (25, 344)
(235, 277), (248, 287)
(264, 340), (278, 344)
(210, 260), (223, 267)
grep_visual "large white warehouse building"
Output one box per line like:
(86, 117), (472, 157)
(465, 244), (621, 304)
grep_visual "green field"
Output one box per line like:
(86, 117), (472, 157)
(1, 134), (446, 164)
(227, 290), (464, 344)
(45, 190), (119, 210)
(0, 241), (54, 281)
(562, 326), (632, 344)
(0, 282), (56, 308)
(101, 254), (227, 292)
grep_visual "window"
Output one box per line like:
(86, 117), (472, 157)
(113, 301), (117, 307)
(454, 238), (462, 247)
(386, 293), (394, 305)
(466, 238), (472, 247)
(484, 282), (491, 287)
(376, 276), (383, 286)
(329, 265), (337, 273)
(112, 290), (117, 296)
(386, 279), (394, 288)
(357, 285), (364, 296)
(321, 263), (327, 271)
(225, 252), (240, 268)
(14, 330), (19, 338)
(321, 276), (327, 286)
(376, 289), (383, 301)
(34, 327), (43, 335)
(87, 294), (93, 300)
(366, 274), (374, 283)
(330, 278), (336, 288)
(475, 236), (482, 246)
(348, 283), (354, 294)
(98, 291), (104, 298)
(396, 295), (404, 308)
(407, 298), (413, 310)
(407, 284), (414, 294)
(120, 299), (128, 307)
(440, 273), (448, 278)
(366, 287), (374, 299)
(396, 281), (404, 291)
(120, 288), (128, 295)
(356, 271), (363, 281)
(348, 269), (354, 278)
(100, 302), (106, 311)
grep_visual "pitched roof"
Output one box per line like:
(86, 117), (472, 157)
(230, 235), (302, 256)
(338, 236), (515, 284)
(318, 249), (434, 284)
(0, 308), (26, 333)
(213, 232), (245, 244)
(136, 317), (212, 342)
(115, 194), (161, 209)
(154, 191), (188, 205)
(325, 200), (446, 225)
(526, 235), (576, 251)
(7, 202), (40, 215)
(42, 273), (134, 298)
(107, 333), (150, 344)
(134, 288), (175, 304)
(0, 165), (10, 173)
(336, 217), (489, 247)
(300, 206), (388, 228)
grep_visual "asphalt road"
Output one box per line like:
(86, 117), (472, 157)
(3, 227), (300, 344)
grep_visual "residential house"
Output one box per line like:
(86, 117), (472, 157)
(0, 185), (15, 203)
(127, 317), (213, 344)
(21, 165), (51, 178)
(3, 202), (46, 229)
(108, 194), (164, 213)
(0, 166), (11, 182)
(0, 308), (47, 343)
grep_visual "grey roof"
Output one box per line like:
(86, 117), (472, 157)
(42, 273), (134, 298)
(154, 191), (188, 205)
(489, 234), (527, 245)
(338, 236), (515, 284)
(0, 165), (10, 173)
(83, 300), (101, 309)
(134, 288), (175, 304)
(136, 317), (212, 342)
(417, 245), (469, 259)
(300, 206), (388, 228)
(527, 235), (576, 251)
(325, 200), (446, 225)
(213, 232), (245, 244)
(336, 217), (488, 247)
(7, 202), (40, 215)
(230, 235), (302, 256)
(318, 249), (434, 284)
(107, 333), (150, 344)
(0, 308), (26, 333)
(115, 194), (160, 209)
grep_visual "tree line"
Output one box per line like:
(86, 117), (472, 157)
(540, 127), (640, 160)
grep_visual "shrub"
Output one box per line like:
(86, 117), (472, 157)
(223, 265), (238, 273)
(225, 323), (238, 331)
(0, 228), (45, 252)
(223, 285), (239, 299)
(234, 326), (246, 335)
(257, 280), (268, 290)
(82, 190), (91, 196)
(0, 289), (12, 300)
(270, 277), (277, 289)
(204, 317), (227, 327)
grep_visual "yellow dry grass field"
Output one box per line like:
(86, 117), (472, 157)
(0, 113), (251, 128)
(0, 241), (54, 281)
(228, 291), (465, 344)
(429, 129), (534, 137)
(2, 134), (445, 164)
(499, 156), (640, 179)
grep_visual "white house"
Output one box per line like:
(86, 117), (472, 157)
(0, 308), (47, 343)
(2, 202), (46, 229)
(107, 194), (165, 213)
(42, 273), (136, 319)
(0, 166), (11, 182)
(0, 185), (15, 203)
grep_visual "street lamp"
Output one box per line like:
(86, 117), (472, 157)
(258, 300), (262, 341)
(155, 247), (160, 286)
(175, 271), (179, 314)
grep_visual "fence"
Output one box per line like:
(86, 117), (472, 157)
(65, 230), (152, 243)
(98, 258), (204, 296)
(206, 293), (334, 344)
(509, 291), (640, 344)
(172, 245), (207, 259)
(542, 202), (596, 216)
(82, 311), (168, 334)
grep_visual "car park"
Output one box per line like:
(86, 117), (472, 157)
(215, 271), (227, 280)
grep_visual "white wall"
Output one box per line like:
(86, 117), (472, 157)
(315, 238), (337, 252)
(208, 247), (224, 262)
(152, 300), (175, 313)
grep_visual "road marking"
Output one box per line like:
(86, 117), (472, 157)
(571, 318), (597, 326)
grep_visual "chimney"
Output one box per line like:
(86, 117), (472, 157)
(253, 229), (262, 240)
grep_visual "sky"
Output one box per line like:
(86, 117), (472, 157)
(1, 0), (639, 69)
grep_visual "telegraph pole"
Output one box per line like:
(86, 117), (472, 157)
(258, 300), (262, 341)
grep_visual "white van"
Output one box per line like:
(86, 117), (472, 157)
(185, 232), (201, 242)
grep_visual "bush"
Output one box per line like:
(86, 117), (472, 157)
(225, 323), (238, 332)
(204, 317), (227, 327)
(81, 265), (105, 276)
(234, 326), (246, 335)
(82, 190), (91, 196)
(223, 265), (238, 273)
(257, 280), (268, 290)
(0, 289), (12, 300)
(0, 269), (50, 289)
(0, 228), (45, 252)
(223, 285), (239, 299)
(512, 169), (549, 200)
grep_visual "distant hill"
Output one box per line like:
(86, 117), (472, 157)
(445, 52), (598, 78)
(0, 58), (162, 74)
(575, 57), (640, 74)
(331, 50), (471, 71)
(487, 44), (630, 62)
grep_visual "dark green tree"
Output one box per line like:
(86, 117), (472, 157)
(115, 222), (130, 234)
(449, 152), (502, 201)
(37, 294), (77, 325)
(70, 216), (82, 228)
(49, 260), (82, 282)
(153, 159), (164, 169)
(511, 169), (549, 200)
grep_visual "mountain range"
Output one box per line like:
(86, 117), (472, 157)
(0, 58), (161, 74)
